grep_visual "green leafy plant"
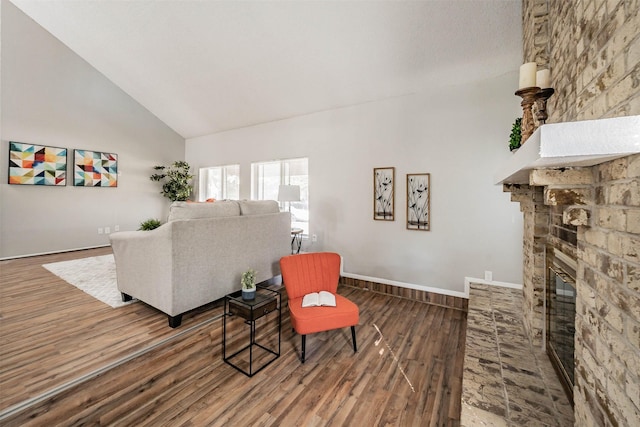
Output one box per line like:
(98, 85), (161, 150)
(241, 268), (257, 290)
(509, 117), (522, 151)
(150, 160), (194, 202)
(139, 218), (162, 231)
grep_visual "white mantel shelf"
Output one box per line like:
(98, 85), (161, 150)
(495, 115), (640, 185)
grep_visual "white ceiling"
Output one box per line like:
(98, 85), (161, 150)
(10, 0), (522, 139)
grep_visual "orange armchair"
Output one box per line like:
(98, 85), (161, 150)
(280, 252), (359, 363)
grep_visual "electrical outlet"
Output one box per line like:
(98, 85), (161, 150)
(312, 234), (318, 242)
(98, 228), (104, 235)
(105, 227), (111, 234)
(114, 225), (120, 232)
(484, 271), (493, 281)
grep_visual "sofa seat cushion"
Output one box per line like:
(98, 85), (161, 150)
(168, 200), (240, 221)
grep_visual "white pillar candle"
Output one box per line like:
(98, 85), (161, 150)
(518, 62), (537, 89)
(536, 69), (551, 88)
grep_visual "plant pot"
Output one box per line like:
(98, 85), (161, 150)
(242, 288), (256, 301)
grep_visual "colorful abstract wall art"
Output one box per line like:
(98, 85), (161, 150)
(8, 142), (68, 186)
(74, 149), (118, 187)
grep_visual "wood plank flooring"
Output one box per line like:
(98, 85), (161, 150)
(0, 248), (467, 426)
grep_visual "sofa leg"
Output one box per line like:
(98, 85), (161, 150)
(301, 335), (306, 363)
(121, 293), (132, 302)
(168, 314), (183, 328)
(351, 326), (357, 353)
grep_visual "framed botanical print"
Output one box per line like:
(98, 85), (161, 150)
(374, 167), (394, 221)
(406, 173), (430, 231)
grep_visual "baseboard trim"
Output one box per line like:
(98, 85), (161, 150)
(337, 271), (522, 312)
(464, 277), (523, 294)
(340, 271), (468, 299)
(0, 245), (110, 261)
(340, 272), (468, 312)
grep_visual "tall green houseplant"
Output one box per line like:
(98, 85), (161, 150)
(150, 161), (194, 202)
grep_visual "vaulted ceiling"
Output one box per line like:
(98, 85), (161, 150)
(10, 0), (522, 139)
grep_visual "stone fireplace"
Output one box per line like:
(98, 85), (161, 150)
(500, 116), (640, 425)
(492, 0), (640, 423)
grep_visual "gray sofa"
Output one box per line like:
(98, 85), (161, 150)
(109, 200), (291, 327)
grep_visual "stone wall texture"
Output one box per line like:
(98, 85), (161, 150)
(519, 1), (640, 426)
(504, 184), (548, 346)
(573, 155), (640, 426)
(523, 0), (640, 122)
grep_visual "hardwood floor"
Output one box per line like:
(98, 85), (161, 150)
(0, 248), (467, 426)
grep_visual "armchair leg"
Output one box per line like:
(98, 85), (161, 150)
(351, 326), (357, 353)
(301, 335), (306, 363)
(121, 292), (132, 302)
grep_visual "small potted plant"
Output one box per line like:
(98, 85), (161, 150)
(138, 218), (162, 231)
(509, 117), (522, 151)
(241, 268), (257, 301)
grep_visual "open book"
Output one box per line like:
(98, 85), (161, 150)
(301, 291), (336, 307)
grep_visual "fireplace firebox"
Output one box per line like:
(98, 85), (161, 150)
(546, 246), (576, 404)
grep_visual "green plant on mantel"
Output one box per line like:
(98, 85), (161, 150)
(509, 117), (522, 151)
(139, 218), (162, 231)
(150, 160), (193, 202)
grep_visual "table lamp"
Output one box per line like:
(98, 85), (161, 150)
(277, 185), (300, 211)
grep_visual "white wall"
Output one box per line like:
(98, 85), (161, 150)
(0, 1), (524, 290)
(186, 72), (524, 294)
(0, 1), (184, 258)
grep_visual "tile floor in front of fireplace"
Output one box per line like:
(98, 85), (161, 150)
(461, 284), (575, 427)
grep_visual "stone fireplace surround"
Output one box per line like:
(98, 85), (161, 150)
(496, 115), (640, 426)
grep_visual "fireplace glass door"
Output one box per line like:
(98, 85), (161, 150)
(546, 249), (576, 403)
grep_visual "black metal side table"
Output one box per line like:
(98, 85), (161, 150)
(223, 285), (281, 377)
(291, 228), (303, 254)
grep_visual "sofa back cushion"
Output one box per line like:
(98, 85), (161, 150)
(168, 200), (240, 221)
(238, 200), (280, 216)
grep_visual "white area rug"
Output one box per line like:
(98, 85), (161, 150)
(43, 254), (136, 308)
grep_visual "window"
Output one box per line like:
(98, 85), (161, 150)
(198, 164), (240, 201)
(251, 157), (309, 233)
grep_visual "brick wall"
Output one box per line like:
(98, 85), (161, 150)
(516, 1), (640, 425)
(522, 0), (550, 69)
(574, 155), (640, 425)
(504, 184), (548, 346)
(524, 0), (640, 122)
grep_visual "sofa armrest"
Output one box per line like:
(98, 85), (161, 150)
(109, 225), (175, 314)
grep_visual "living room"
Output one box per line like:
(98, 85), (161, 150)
(1, 0), (524, 291)
(2, 0), (639, 426)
